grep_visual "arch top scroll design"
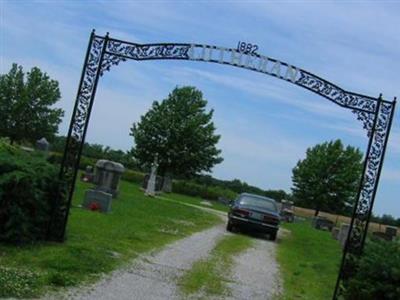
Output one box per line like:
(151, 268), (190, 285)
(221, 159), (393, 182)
(102, 37), (387, 110)
(99, 36), (394, 137)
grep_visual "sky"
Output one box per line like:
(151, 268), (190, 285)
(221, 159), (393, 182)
(1, 0), (399, 217)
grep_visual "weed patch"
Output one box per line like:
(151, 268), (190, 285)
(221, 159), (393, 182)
(179, 234), (253, 297)
(0, 266), (42, 298)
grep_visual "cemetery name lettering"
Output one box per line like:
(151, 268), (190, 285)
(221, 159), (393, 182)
(188, 44), (299, 83)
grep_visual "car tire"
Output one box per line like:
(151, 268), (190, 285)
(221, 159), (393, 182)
(226, 221), (233, 232)
(269, 231), (277, 241)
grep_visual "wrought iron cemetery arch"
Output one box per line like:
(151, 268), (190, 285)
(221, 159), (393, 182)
(51, 30), (396, 299)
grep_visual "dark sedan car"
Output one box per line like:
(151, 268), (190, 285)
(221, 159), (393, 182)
(227, 193), (280, 240)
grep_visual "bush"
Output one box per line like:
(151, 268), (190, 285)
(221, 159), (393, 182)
(47, 151), (146, 185)
(47, 152), (97, 171)
(344, 238), (400, 300)
(0, 142), (62, 243)
(79, 156), (97, 170)
(121, 169), (146, 185)
(47, 151), (63, 165)
(172, 180), (237, 201)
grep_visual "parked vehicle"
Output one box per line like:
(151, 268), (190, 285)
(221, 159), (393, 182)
(280, 199), (295, 223)
(227, 193), (280, 241)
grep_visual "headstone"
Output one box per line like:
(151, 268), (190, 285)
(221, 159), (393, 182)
(36, 137), (49, 152)
(81, 165), (95, 183)
(338, 224), (350, 249)
(331, 227), (340, 240)
(145, 158), (158, 197)
(93, 160), (125, 198)
(82, 189), (112, 213)
(312, 216), (334, 231)
(161, 174), (172, 193)
(385, 226), (397, 240)
(142, 174), (163, 191)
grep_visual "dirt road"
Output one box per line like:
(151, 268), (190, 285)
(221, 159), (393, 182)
(47, 204), (282, 300)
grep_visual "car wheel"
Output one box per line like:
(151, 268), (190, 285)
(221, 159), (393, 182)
(226, 221), (233, 232)
(269, 231), (277, 241)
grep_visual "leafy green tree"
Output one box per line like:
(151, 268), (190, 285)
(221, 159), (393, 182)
(130, 86), (223, 190)
(83, 143), (105, 159)
(51, 135), (139, 170)
(371, 213), (400, 227)
(51, 135), (67, 153)
(191, 174), (290, 201)
(0, 63), (64, 144)
(264, 190), (288, 202)
(291, 139), (363, 216)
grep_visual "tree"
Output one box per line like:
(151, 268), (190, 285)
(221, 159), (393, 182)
(291, 139), (363, 216)
(130, 86), (223, 190)
(264, 190), (289, 202)
(0, 63), (64, 144)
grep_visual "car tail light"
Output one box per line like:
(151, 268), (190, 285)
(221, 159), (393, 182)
(233, 208), (250, 217)
(263, 215), (279, 224)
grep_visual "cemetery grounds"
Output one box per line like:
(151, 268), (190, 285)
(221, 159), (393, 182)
(0, 177), (342, 299)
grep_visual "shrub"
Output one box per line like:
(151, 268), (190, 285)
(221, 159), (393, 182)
(48, 151), (146, 185)
(172, 180), (237, 201)
(78, 156), (97, 170)
(47, 151), (63, 165)
(122, 169), (146, 185)
(344, 238), (400, 300)
(47, 152), (97, 171)
(205, 185), (237, 200)
(0, 142), (63, 243)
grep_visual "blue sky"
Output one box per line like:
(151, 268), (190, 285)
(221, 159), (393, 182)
(1, 1), (399, 217)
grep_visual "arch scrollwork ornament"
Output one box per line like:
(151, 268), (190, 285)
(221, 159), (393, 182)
(50, 31), (396, 300)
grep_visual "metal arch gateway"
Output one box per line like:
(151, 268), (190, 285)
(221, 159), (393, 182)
(51, 31), (396, 299)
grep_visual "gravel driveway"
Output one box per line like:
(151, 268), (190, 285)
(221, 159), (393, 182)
(227, 237), (282, 299)
(47, 210), (282, 300)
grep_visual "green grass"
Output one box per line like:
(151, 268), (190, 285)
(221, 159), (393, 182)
(277, 221), (342, 300)
(161, 192), (229, 212)
(179, 233), (253, 297)
(0, 179), (222, 298)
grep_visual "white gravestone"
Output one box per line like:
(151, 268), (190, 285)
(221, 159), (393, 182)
(145, 158), (158, 197)
(338, 224), (350, 249)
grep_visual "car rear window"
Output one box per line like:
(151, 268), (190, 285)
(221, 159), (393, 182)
(238, 195), (277, 212)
